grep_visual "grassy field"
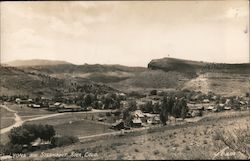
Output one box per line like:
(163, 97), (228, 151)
(24, 110), (250, 160)
(0, 107), (15, 129)
(0, 118), (15, 129)
(6, 103), (55, 117)
(25, 113), (113, 138)
(54, 120), (112, 137)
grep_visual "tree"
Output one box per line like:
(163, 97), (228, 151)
(160, 108), (168, 125)
(152, 102), (161, 114)
(39, 124), (55, 142)
(160, 97), (171, 125)
(84, 94), (93, 107)
(150, 90), (157, 95)
(180, 102), (188, 119)
(128, 100), (137, 111)
(8, 124), (55, 146)
(9, 126), (36, 145)
(142, 101), (153, 113)
(103, 94), (113, 109)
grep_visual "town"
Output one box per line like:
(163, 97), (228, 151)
(1, 89), (249, 130)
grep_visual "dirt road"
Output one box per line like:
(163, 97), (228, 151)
(0, 105), (23, 134)
(78, 110), (250, 142)
(0, 105), (114, 134)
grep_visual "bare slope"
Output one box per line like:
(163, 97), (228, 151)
(148, 57), (250, 96)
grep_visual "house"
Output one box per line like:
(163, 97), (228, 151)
(15, 98), (28, 104)
(225, 99), (231, 105)
(28, 99), (33, 103)
(190, 110), (202, 117)
(98, 117), (105, 122)
(133, 110), (144, 118)
(219, 103), (225, 107)
(64, 104), (82, 111)
(111, 120), (125, 130)
(133, 110), (146, 122)
(48, 102), (65, 111)
(32, 104), (41, 108)
(211, 96), (218, 101)
(57, 104), (82, 112)
(202, 99), (210, 103)
(15, 98), (21, 104)
(54, 102), (62, 107)
(239, 101), (246, 105)
(206, 106), (215, 110)
(120, 101), (129, 108)
(153, 116), (161, 124)
(224, 106), (231, 110)
(131, 118), (142, 127)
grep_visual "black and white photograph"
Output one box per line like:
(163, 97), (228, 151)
(0, 0), (249, 160)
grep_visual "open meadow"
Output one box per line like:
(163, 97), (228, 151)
(25, 110), (250, 160)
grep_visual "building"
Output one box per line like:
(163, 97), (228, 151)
(111, 120), (125, 130)
(133, 110), (146, 122)
(131, 118), (142, 127)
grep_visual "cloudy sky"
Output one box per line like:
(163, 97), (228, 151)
(1, 1), (249, 67)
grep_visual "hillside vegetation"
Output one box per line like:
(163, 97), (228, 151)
(0, 66), (117, 97)
(3, 58), (250, 96)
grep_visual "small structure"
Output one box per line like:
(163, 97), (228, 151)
(225, 99), (231, 105)
(202, 99), (210, 103)
(28, 99), (33, 103)
(133, 110), (146, 123)
(32, 104), (41, 108)
(190, 110), (202, 117)
(120, 101), (129, 108)
(131, 117), (142, 127)
(153, 116), (161, 124)
(206, 106), (215, 110)
(211, 96), (218, 101)
(224, 106), (231, 110)
(239, 101), (246, 105)
(98, 117), (105, 122)
(111, 120), (125, 130)
(133, 110), (144, 118)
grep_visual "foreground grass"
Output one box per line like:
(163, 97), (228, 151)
(20, 110), (250, 160)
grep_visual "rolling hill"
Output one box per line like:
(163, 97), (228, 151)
(6, 59), (72, 67)
(147, 57), (250, 96)
(2, 57), (250, 97)
(0, 65), (117, 97)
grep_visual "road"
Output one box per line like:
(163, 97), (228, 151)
(0, 104), (113, 134)
(78, 110), (250, 142)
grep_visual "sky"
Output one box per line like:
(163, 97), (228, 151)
(1, 1), (249, 67)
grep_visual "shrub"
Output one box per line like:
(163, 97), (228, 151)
(51, 135), (79, 147)
(153, 150), (160, 155)
(185, 145), (191, 151)
(8, 124), (55, 145)
(215, 126), (250, 158)
(106, 112), (111, 117)
(2, 142), (23, 155)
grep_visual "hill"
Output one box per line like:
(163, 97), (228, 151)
(0, 65), (117, 97)
(148, 57), (250, 75)
(148, 57), (250, 96)
(18, 63), (147, 84)
(6, 59), (72, 67)
(3, 58), (250, 97)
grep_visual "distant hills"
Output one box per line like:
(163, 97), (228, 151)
(2, 57), (250, 97)
(6, 59), (72, 67)
(148, 57), (250, 74)
(0, 65), (117, 97)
